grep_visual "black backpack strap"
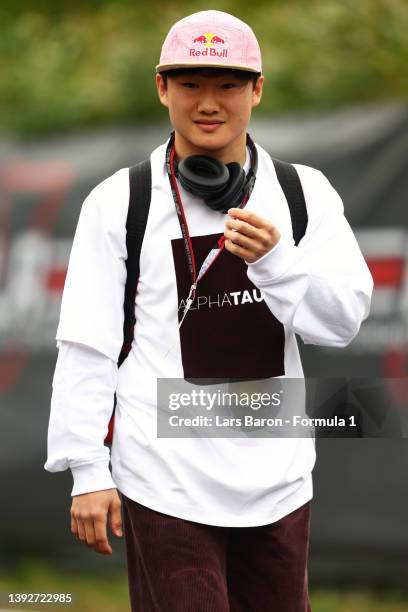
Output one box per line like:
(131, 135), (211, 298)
(108, 160), (151, 446)
(272, 158), (308, 246)
(118, 159), (152, 367)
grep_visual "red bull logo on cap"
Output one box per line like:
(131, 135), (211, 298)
(193, 33), (225, 46)
(190, 32), (228, 58)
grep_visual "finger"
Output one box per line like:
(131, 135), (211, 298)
(71, 516), (79, 539)
(109, 500), (123, 537)
(94, 517), (113, 555)
(228, 208), (273, 230)
(224, 238), (255, 263)
(224, 229), (263, 253)
(76, 518), (86, 542)
(84, 517), (97, 548)
(225, 218), (260, 239)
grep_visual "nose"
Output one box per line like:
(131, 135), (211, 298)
(196, 88), (220, 115)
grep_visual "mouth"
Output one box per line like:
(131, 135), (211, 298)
(194, 120), (225, 132)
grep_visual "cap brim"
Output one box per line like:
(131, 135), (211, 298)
(155, 62), (261, 74)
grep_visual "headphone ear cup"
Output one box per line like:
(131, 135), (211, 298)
(177, 156), (230, 198)
(205, 163), (246, 213)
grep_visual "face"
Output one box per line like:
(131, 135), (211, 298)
(156, 70), (264, 165)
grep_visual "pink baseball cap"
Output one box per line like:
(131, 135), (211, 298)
(156, 10), (262, 74)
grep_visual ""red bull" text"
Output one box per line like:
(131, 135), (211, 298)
(189, 47), (228, 58)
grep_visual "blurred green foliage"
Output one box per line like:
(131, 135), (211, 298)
(1, 0), (407, 137)
(1, 558), (408, 612)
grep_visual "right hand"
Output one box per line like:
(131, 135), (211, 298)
(70, 488), (123, 555)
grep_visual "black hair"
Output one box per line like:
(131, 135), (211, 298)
(160, 67), (261, 89)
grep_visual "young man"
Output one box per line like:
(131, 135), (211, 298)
(44, 10), (373, 612)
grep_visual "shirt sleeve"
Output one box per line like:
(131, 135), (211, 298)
(45, 169), (129, 496)
(44, 340), (119, 497)
(246, 167), (374, 347)
(55, 168), (129, 361)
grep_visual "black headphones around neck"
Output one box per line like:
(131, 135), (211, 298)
(171, 132), (258, 213)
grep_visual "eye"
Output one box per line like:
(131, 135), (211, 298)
(181, 82), (199, 89)
(221, 82), (240, 90)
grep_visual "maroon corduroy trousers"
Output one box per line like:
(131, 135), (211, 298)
(119, 492), (312, 612)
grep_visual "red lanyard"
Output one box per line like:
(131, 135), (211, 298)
(165, 131), (256, 326)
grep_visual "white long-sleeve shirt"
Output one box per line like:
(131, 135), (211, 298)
(44, 136), (373, 527)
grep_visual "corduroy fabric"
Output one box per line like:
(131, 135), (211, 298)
(120, 492), (312, 612)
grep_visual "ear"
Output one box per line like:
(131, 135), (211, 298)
(251, 74), (264, 109)
(156, 73), (169, 108)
